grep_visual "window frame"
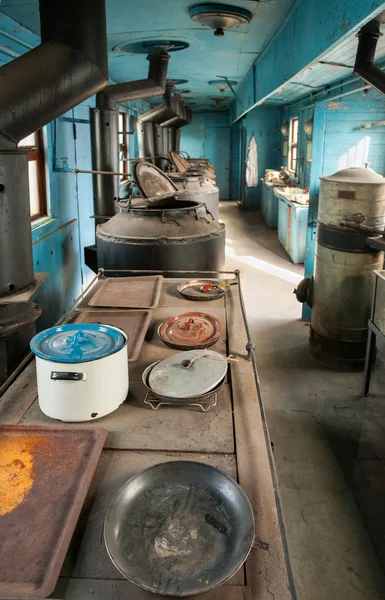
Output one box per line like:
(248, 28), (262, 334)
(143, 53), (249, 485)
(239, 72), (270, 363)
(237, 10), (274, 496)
(18, 130), (47, 221)
(118, 111), (129, 180)
(289, 117), (299, 173)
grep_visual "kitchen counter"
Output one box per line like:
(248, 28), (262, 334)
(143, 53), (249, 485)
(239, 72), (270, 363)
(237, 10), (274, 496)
(0, 275), (296, 600)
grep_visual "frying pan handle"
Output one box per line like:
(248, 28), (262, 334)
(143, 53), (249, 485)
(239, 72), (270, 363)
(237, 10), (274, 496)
(51, 372), (85, 381)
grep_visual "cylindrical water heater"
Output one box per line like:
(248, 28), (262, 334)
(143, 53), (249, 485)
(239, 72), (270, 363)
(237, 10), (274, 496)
(296, 167), (385, 371)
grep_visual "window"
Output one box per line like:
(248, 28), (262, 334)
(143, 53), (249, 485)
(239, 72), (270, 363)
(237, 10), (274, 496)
(18, 130), (47, 220)
(289, 117), (299, 172)
(118, 112), (129, 180)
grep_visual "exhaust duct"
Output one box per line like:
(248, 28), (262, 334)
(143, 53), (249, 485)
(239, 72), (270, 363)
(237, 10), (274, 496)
(91, 51), (170, 220)
(138, 81), (177, 124)
(354, 19), (385, 95)
(96, 52), (170, 110)
(0, 0), (108, 149)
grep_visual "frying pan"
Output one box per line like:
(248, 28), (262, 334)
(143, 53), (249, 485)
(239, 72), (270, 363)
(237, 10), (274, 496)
(104, 461), (255, 597)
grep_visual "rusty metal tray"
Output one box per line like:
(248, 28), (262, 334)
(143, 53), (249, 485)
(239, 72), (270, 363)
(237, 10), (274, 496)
(74, 309), (151, 362)
(0, 425), (106, 598)
(88, 276), (163, 309)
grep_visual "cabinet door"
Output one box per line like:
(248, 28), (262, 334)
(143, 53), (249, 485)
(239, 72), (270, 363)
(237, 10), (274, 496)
(261, 185), (268, 221)
(278, 198), (288, 248)
(289, 207), (308, 264)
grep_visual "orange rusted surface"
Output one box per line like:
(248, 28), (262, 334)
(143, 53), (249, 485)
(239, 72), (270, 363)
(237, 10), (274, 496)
(0, 437), (35, 516)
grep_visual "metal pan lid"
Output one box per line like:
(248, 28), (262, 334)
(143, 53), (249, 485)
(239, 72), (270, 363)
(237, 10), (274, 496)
(133, 160), (178, 200)
(30, 323), (126, 363)
(148, 349), (227, 398)
(158, 312), (222, 350)
(170, 151), (190, 174)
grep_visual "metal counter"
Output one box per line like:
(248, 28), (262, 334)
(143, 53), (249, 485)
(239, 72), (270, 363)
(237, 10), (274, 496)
(0, 270), (296, 600)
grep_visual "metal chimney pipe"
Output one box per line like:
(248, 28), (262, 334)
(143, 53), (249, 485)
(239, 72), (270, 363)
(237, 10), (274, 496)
(91, 52), (170, 220)
(96, 52), (170, 109)
(137, 122), (156, 163)
(354, 19), (385, 95)
(0, 0), (108, 149)
(138, 81), (177, 124)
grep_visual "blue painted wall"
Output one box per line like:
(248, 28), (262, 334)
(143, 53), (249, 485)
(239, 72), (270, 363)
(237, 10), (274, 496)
(239, 106), (281, 209)
(181, 112), (231, 199)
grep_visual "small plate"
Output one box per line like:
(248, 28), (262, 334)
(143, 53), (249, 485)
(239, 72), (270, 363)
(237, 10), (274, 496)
(158, 312), (222, 350)
(177, 279), (229, 301)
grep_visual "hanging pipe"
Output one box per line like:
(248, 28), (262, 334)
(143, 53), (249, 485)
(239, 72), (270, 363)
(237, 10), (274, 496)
(354, 19), (385, 95)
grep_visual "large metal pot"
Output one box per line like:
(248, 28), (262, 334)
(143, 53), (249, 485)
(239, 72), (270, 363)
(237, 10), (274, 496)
(97, 161), (225, 276)
(169, 173), (220, 220)
(30, 323), (129, 422)
(97, 198), (225, 276)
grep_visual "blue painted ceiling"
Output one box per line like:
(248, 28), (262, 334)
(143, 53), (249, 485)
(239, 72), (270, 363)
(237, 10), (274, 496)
(265, 22), (385, 105)
(0, 0), (298, 110)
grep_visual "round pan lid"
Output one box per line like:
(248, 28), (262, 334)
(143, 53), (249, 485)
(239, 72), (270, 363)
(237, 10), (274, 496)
(170, 151), (191, 174)
(30, 323), (126, 363)
(148, 349), (227, 398)
(158, 312), (222, 350)
(132, 160), (178, 201)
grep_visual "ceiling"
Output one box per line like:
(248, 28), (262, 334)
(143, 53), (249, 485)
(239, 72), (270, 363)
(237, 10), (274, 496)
(266, 21), (385, 105)
(0, 0), (298, 111)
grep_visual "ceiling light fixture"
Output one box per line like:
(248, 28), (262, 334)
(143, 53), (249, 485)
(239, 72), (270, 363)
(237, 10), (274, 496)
(189, 3), (252, 37)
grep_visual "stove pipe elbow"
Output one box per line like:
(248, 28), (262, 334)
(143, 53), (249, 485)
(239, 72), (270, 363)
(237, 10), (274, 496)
(354, 19), (385, 95)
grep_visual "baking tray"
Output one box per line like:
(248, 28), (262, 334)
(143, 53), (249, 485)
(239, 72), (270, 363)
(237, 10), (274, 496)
(88, 276), (163, 309)
(74, 309), (151, 362)
(0, 425), (106, 598)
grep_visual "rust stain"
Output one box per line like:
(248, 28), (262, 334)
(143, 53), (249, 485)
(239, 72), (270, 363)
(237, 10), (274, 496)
(328, 101), (342, 111)
(0, 438), (35, 517)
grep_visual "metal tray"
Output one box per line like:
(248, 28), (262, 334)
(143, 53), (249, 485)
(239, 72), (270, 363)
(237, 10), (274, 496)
(88, 276), (163, 309)
(74, 309), (151, 362)
(0, 425), (106, 598)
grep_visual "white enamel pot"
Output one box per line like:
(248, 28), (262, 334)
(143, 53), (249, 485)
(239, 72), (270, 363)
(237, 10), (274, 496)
(31, 324), (129, 422)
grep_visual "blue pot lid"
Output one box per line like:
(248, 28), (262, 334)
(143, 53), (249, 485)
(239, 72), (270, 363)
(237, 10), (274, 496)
(30, 323), (126, 363)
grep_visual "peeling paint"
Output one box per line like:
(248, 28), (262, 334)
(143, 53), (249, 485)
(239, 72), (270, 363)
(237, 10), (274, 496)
(328, 102), (343, 110)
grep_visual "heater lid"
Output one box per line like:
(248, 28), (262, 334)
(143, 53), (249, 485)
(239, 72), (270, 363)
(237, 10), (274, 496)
(133, 160), (178, 201)
(321, 167), (385, 185)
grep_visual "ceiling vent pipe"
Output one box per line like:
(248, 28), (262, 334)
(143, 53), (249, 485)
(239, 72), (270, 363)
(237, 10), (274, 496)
(354, 19), (385, 95)
(0, 0), (108, 149)
(96, 51), (170, 110)
(91, 51), (170, 220)
(138, 80), (177, 124)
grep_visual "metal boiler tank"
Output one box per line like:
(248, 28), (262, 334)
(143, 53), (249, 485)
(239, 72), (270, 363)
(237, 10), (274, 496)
(296, 167), (385, 370)
(169, 172), (220, 220)
(96, 161), (225, 275)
